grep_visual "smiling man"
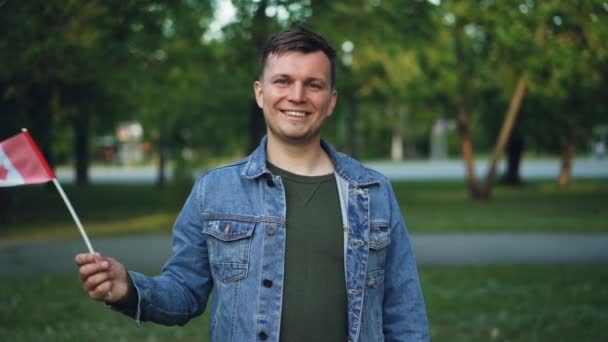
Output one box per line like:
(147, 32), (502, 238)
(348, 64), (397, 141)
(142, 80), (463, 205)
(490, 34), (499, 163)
(76, 27), (429, 342)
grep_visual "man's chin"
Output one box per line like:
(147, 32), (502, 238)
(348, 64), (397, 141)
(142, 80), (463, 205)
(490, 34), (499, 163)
(269, 132), (320, 145)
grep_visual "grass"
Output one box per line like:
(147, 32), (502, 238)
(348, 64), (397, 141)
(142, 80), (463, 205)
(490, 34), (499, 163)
(1, 179), (607, 240)
(422, 265), (608, 341)
(0, 273), (209, 341)
(1, 265), (606, 341)
(395, 180), (608, 233)
(0, 183), (191, 240)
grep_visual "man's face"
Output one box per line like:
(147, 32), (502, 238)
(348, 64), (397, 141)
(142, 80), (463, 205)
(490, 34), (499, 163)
(254, 51), (337, 145)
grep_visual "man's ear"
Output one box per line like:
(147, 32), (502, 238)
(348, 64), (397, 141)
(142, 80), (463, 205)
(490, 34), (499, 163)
(253, 81), (264, 109)
(326, 90), (337, 117)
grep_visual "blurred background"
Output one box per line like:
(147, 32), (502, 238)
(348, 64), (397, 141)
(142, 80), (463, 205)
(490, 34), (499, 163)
(1, 0), (607, 341)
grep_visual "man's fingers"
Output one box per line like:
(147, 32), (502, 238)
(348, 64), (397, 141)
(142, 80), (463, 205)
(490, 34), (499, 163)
(83, 270), (111, 292)
(75, 252), (101, 266)
(78, 259), (110, 281)
(89, 280), (113, 300)
(105, 258), (127, 278)
(75, 253), (128, 303)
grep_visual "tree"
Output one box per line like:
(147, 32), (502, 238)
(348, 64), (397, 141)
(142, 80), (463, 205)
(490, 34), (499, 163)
(416, 1), (585, 198)
(524, 1), (608, 187)
(307, 0), (436, 157)
(127, 2), (215, 186)
(0, 1), (183, 185)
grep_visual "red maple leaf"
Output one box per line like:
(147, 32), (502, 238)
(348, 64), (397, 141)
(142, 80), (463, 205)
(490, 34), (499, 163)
(0, 164), (8, 180)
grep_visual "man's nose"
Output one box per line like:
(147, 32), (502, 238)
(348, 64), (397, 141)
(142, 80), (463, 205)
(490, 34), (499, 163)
(287, 83), (305, 102)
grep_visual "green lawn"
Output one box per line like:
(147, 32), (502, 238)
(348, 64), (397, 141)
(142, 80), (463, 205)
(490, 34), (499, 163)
(422, 265), (608, 341)
(1, 179), (607, 240)
(1, 265), (606, 341)
(0, 183), (191, 240)
(396, 180), (608, 233)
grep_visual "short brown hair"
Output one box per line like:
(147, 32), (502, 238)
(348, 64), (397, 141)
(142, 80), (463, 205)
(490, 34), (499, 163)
(259, 26), (337, 89)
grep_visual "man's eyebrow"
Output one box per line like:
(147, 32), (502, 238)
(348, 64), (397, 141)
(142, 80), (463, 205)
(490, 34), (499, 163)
(270, 73), (291, 79)
(266, 74), (328, 87)
(269, 74), (326, 81)
(305, 77), (326, 83)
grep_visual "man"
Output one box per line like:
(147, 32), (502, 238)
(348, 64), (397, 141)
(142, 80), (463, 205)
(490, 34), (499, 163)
(76, 27), (429, 342)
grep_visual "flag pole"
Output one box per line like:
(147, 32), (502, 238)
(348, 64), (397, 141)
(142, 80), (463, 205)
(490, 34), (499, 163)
(15, 129), (94, 254)
(52, 178), (95, 253)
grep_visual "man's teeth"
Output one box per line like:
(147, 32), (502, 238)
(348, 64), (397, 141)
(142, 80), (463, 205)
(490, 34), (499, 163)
(283, 110), (307, 117)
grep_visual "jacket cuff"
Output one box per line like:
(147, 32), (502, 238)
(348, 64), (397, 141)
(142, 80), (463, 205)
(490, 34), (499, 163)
(105, 271), (142, 326)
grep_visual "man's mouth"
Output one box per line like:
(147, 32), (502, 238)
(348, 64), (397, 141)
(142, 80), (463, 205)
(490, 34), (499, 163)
(281, 110), (309, 117)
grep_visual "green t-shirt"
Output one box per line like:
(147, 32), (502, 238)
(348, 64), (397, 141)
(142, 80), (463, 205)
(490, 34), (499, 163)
(267, 163), (348, 342)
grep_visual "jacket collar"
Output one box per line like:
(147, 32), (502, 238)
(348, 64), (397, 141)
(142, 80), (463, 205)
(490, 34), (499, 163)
(242, 135), (381, 187)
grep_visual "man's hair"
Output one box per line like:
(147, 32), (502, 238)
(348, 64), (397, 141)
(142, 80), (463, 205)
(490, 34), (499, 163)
(259, 26), (337, 89)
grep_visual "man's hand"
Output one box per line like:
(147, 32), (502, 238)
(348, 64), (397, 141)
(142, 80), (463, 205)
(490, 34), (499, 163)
(75, 253), (129, 303)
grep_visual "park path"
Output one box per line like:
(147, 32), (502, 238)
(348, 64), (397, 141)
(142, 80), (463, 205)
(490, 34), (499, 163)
(54, 158), (608, 183)
(2, 233), (608, 278)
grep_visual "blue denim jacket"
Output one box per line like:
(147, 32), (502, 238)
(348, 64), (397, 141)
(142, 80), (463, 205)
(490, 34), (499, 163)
(125, 137), (429, 342)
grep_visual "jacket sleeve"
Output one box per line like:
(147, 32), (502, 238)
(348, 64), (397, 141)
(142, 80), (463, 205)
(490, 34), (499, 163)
(113, 175), (214, 326)
(382, 182), (429, 341)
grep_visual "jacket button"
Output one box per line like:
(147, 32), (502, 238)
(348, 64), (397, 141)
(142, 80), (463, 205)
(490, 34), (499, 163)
(266, 178), (275, 187)
(262, 279), (273, 288)
(267, 226), (276, 236)
(259, 331), (268, 340)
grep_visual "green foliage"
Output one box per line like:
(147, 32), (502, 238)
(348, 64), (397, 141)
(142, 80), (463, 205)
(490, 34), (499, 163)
(523, 0), (608, 150)
(0, 1), (184, 161)
(408, 1), (608, 158)
(1, 0), (607, 174)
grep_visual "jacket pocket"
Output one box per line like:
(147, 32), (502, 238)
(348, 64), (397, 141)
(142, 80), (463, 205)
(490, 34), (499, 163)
(365, 269), (385, 288)
(369, 221), (390, 250)
(203, 219), (255, 283)
(367, 221), (390, 277)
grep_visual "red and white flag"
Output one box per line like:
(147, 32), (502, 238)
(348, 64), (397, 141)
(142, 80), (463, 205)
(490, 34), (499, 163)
(1, 130), (94, 252)
(0, 131), (55, 187)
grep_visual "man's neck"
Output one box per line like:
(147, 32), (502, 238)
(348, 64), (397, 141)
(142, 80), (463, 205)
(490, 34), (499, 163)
(266, 135), (335, 176)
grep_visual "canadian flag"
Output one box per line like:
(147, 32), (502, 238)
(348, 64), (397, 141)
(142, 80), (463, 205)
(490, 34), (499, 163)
(0, 131), (55, 187)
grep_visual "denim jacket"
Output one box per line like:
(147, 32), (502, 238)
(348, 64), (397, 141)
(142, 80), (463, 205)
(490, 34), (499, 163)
(125, 137), (429, 342)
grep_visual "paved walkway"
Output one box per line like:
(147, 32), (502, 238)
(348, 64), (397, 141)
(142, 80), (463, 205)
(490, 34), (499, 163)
(54, 158), (608, 183)
(366, 158), (608, 181)
(2, 233), (608, 278)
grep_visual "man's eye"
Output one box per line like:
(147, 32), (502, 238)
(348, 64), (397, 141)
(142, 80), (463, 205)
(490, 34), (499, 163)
(307, 83), (322, 90)
(275, 79), (288, 85)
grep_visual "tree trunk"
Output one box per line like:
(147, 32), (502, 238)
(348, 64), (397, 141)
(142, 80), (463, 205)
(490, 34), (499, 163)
(391, 133), (403, 161)
(453, 24), (485, 199)
(456, 108), (483, 198)
(504, 133), (525, 185)
(73, 113), (90, 186)
(484, 75), (528, 192)
(559, 138), (576, 188)
(157, 121), (167, 189)
(483, 24), (546, 195)
(0, 188), (12, 226)
(391, 107), (404, 161)
(391, 105), (408, 161)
